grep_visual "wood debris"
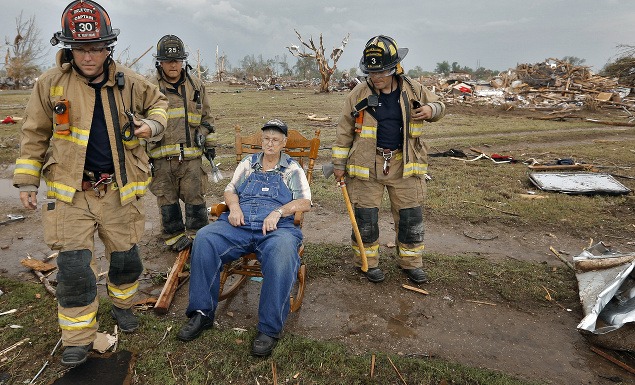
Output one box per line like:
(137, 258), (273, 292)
(370, 354), (376, 378)
(420, 58), (635, 122)
(155, 247), (190, 314)
(591, 345), (635, 375)
(20, 258), (56, 272)
(271, 361), (278, 385)
(23, 254), (56, 297)
(402, 284), (429, 295)
(306, 113), (331, 121)
(549, 246), (575, 271)
(387, 356), (408, 385)
(466, 299), (497, 306)
(0, 337), (29, 357)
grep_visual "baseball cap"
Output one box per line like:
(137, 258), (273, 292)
(261, 119), (288, 136)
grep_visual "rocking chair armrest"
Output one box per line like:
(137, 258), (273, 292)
(210, 203), (304, 227)
(210, 203), (229, 218)
(294, 211), (304, 226)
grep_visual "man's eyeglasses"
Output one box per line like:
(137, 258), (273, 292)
(72, 47), (107, 57)
(262, 137), (284, 145)
(368, 68), (396, 78)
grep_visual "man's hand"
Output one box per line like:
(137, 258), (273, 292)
(19, 191), (37, 210)
(262, 210), (282, 235)
(227, 206), (245, 227)
(334, 169), (346, 181)
(412, 104), (433, 120)
(133, 118), (152, 139)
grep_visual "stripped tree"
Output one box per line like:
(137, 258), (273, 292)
(287, 29), (349, 93)
(4, 12), (47, 89)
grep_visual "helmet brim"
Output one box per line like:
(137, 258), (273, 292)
(359, 47), (409, 73)
(53, 29), (120, 47)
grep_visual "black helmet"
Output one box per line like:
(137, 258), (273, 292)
(50, 0), (119, 48)
(359, 35), (408, 73)
(155, 35), (188, 61)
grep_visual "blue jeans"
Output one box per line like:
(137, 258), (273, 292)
(186, 219), (302, 338)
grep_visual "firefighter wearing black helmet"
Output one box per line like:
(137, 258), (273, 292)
(332, 35), (445, 284)
(149, 34), (216, 252)
(13, 0), (168, 367)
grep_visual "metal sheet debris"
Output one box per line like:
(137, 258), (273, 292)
(529, 172), (631, 195)
(576, 243), (635, 335)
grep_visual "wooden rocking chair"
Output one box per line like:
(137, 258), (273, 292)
(210, 124), (320, 312)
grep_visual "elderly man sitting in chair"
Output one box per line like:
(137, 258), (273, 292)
(177, 119), (311, 357)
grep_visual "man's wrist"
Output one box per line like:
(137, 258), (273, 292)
(275, 208), (284, 217)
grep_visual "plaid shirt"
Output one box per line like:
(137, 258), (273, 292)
(225, 152), (311, 201)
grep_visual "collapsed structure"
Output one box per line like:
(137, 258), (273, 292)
(420, 58), (633, 113)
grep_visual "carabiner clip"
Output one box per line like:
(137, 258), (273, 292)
(122, 110), (136, 141)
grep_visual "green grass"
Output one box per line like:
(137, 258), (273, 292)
(302, 243), (580, 311)
(0, 276), (543, 385)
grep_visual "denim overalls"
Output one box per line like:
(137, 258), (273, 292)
(187, 157), (303, 338)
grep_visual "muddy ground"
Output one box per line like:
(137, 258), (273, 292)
(1, 105), (635, 384)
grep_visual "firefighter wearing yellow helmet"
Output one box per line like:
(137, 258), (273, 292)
(148, 35), (216, 252)
(332, 35), (446, 284)
(13, 0), (168, 366)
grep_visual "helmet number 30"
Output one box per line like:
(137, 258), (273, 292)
(77, 22), (95, 32)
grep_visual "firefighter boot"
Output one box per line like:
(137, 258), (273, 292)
(165, 232), (193, 251)
(111, 306), (139, 333)
(359, 267), (385, 283)
(403, 268), (428, 284)
(61, 342), (93, 366)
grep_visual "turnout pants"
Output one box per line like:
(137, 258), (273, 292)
(347, 151), (426, 269)
(42, 188), (145, 346)
(149, 157), (208, 238)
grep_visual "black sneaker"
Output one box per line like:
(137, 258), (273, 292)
(360, 267), (385, 283)
(60, 343), (93, 366)
(252, 332), (278, 357)
(111, 306), (139, 333)
(177, 313), (214, 341)
(403, 268), (428, 284)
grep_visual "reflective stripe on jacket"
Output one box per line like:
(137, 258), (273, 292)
(332, 75), (445, 180)
(148, 72), (214, 160)
(13, 50), (168, 205)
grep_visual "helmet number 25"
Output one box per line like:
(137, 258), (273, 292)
(77, 22), (95, 32)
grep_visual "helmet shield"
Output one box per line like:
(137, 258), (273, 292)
(155, 35), (188, 61)
(359, 35), (408, 73)
(52, 0), (119, 47)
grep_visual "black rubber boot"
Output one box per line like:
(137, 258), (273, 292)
(60, 342), (93, 366)
(360, 267), (385, 283)
(403, 268), (428, 284)
(111, 306), (139, 333)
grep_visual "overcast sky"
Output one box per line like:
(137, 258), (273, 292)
(2, 0), (634, 76)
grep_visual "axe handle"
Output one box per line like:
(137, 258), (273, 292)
(339, 182), (368, 272)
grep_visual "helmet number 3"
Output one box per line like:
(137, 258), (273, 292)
(77, 22), (95, 32)
(370, 58), (377, 64)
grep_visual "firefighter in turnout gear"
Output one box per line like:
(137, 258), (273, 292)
(332, 35), (445, 284)
(149, 34), (216, 252)
(13, 0), (168, 367)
